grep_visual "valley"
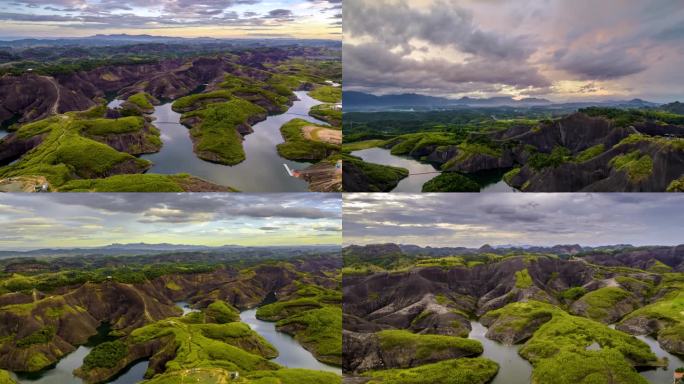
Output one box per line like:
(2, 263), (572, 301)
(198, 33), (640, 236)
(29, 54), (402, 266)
(342, 243), (684, 384)
(0, 248), (343, 384)
(0, 39), (342, 192)
(342, 99), (684, 192)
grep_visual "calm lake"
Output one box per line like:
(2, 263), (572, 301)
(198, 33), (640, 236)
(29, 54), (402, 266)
(636, 334), (684, 383)
(349, 147), (516, 192)
(11, 325), (147, 384)
(240, 309), (342, 375)
(108, 91), (327, 192)
(349, 147), (439, 192)
(469, 321), (532, 384)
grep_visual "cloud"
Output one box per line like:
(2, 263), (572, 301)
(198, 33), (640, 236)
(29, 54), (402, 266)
(0, 194), (342, 249)
(0, 0), (338, 31)
(343, 194), (684, 247)
(553, 46), (648, 80)
(266, 8), (293, 20)
(343, 0), (549, 97)
(343, 0), (684, 102)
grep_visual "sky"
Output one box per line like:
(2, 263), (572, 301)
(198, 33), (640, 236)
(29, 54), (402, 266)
(0, 193), (341, 250)
(0, 0), (341, 39)
(344, 0), (684, 102)
(343, 193), (684, 248)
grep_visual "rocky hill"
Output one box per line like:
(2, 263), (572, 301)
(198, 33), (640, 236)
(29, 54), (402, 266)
(343, 244), (684, 383)
(0, 255), (342, 381)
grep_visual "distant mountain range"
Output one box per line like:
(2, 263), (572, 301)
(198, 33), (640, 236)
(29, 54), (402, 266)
(343, 91), (661, 111)
(0, 34), (341, 48)
(343, 243), (650, 258)
(0, 243), (341, 258)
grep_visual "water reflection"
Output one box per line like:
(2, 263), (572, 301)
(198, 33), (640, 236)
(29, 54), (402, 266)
(132, 91), (325, 192)
(240, 309), (341, 375)
(469, 321), (532, 384)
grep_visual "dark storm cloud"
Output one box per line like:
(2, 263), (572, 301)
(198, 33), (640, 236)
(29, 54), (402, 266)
(553, 46), (648, 80)
(343, 0), (549, 95)
(345, 0), (684, 101)
(345, 0), (532, 60)
(343, 194), (684, 247)
(266, 8), (293, 19)
(344, 41), (549, 95)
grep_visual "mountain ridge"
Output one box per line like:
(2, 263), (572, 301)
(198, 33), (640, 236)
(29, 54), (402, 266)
(343, 91), (662, 110)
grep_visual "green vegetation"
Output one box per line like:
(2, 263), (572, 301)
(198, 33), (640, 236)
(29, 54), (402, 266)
(182, 98), (265, 165)
(573, 287), (634, 322)
(276, 306), (342, 365)
(421, 173), (479, 192)
(386, 132), (458, 157)
(246, 368), (341, 384)
(364, 357), (499, 384)
(277, 119), (339, 162)
(377, 330), (482, 360)
(26, 352), (51, 372)
(0, 370), (16, 384)
(143, 367), (341, 384)
(667, 176), (684, 192)
(127, 92), (155, 110)
(575, 144), (605, 162)
(615, 133), (684, 151)
(173, 90), (232, 111)
(532, 349), (649, 384)
(204, 300), (240, 324)
(481, 301), (557, 336)
(559, 287), (587, 301)
(609, 150), (653, 182)
(344, 108), (547, 141)
(0, 113), (160, 189)
(619, 286), (684, 348)
(309, 103), (341, 126)
(502, 167), (520, 184)
(75, 116), (145, 136)
(514, 303), (658, 380)
(308, 86), (341, 103)
(480, 301), (658, 383)
(256, 283), (342, 365)
(342, 139), (385, 152)
(15, 326), (55, 348)
(130, 317), (279, 374)
(82, 340), (127, 371)
(581, 106), (684, 126)
(343, 155), (409, 192)
(514, 269), (533, 288)
(59, 173), (234, 192)
(527, 146), (571, 170)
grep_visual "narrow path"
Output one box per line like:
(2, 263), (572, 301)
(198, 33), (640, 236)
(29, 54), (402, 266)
(44, 76), (61, 115)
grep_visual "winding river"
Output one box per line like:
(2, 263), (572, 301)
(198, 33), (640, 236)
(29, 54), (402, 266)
(349, 148), (439, 192)
(349, 147), (516, 192)
(635, 334), (684, 383)
(469, 321), (532, 384)
(240, 309), (342, 375)
(109, 91), (328, 192)
(11, 325), (147, 384)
